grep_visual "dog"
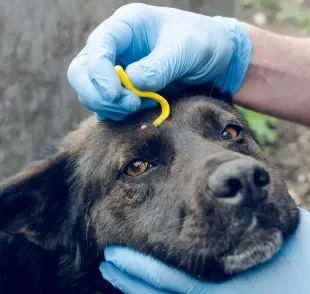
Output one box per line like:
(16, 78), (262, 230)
(0, 86), (299, 293)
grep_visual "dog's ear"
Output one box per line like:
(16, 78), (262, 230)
(0, 157), (70, 248)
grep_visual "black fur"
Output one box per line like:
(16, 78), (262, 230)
(0, 87), (298, 293)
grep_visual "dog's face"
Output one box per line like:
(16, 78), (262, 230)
(0, 94), (299, 281)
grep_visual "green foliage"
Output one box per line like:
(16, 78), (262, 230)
(276, 2), (310, 34)
(236, 106), (277, 147)
(242, 0), (281, 12)
(242, 0), (310, 33)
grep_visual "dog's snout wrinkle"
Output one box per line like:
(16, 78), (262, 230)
(207, 159), (270, 206)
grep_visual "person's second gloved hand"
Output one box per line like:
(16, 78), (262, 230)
(67, 3), (251, 121)
(99, 208), (310, 294)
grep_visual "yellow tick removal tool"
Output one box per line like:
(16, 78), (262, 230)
(114, 65), (170, 127)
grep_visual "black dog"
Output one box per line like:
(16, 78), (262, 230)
(0, 87), (299, 293)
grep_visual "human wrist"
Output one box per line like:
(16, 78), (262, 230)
(235, 23), (310, 125)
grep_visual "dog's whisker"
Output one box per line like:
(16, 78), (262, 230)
(277, 251), (293, 269)
(163, 215), (192, 228)
(207, 79), (217, 98)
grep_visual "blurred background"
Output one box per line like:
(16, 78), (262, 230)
(1, 0), (310, 208)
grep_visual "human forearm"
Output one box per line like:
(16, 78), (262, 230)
(235, 23), (310, 126)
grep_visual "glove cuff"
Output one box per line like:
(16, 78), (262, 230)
(214, 17), (252, 96)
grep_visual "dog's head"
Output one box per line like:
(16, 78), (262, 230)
(0, 89), (299, 281)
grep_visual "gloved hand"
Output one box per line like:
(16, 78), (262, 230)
(100, 207), (310, 294)
(67, 3), (251, 121)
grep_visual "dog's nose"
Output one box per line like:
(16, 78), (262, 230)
(207, 159), (269, 205)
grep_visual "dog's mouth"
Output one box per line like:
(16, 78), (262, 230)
(218, 220), (283, 277)
(218, 207), (299, 278)
(227, 206), (298, 279)
(173, 205), (299, 282)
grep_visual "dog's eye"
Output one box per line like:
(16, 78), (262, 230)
(124, 161), (152, 177)
(221, 125), (240, 140)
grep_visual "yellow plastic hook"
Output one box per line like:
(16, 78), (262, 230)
(114, 65), (170, 127)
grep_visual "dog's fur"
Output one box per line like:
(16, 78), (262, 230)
(0, 86), (299, 293)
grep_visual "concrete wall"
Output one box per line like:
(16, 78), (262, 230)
(0, 0), (238, 180)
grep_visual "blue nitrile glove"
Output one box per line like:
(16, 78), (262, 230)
(67, 3), (251, 121)
(100, 207), (310, 294)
